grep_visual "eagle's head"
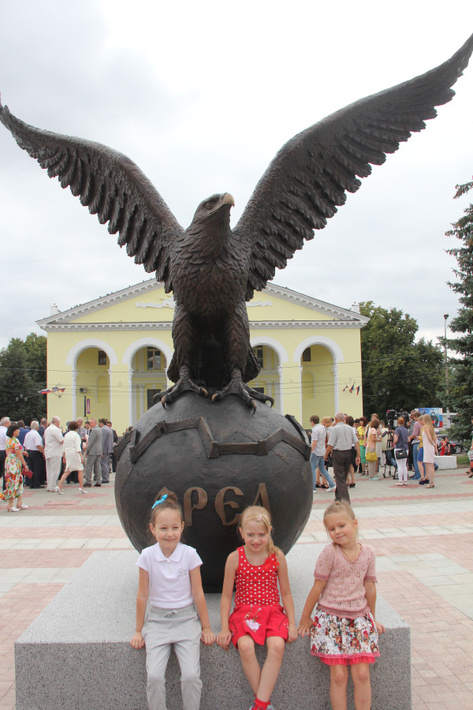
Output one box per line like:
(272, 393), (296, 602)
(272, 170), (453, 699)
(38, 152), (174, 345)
(189, 193), (235, 231)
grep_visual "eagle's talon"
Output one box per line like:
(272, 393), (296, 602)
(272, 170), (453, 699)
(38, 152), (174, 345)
(155, 372), (207, 406)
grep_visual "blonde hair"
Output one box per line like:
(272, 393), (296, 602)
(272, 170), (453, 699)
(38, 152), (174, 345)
(323, 501), (358, 540)
(421, 414), (437, 445)
(240, 505), (278, 556)
(368, 417), (380, 430)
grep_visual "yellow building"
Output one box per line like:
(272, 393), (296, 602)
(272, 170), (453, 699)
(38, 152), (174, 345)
(37, 280), (367, 435)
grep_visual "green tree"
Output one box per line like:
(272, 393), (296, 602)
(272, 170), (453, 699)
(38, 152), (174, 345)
(359, 302), (443, 416)
(445, 179), (473, 440)
(0, 334), (47, 423)
(23, 333), (47, 391)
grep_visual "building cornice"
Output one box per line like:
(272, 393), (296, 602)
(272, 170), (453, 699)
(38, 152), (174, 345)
(41, 322), (173, 332)
(40, 319), (364, 333)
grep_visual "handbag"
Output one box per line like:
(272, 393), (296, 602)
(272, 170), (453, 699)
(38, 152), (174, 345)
(468, 449), (473, 462)
(396, 449), (408, 459)
(22, 467), (33, 479)
(366, 448), (377, 462)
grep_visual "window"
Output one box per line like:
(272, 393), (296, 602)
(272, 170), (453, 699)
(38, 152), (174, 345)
(254, 346), (264, 368)
(302, 347), (312, 362)
(147, 389), (161, 409)
(98, 350), (107, 366)
(147, 348), (162, 371)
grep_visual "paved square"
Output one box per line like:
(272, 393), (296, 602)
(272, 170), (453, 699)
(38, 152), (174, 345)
(1, 465), (472, 709)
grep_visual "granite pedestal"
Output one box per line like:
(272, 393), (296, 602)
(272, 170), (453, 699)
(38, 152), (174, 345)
(15, 545), (411, 709)
(434, 455), (456, 470)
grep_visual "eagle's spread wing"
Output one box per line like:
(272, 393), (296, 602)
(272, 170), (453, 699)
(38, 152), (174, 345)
(234, 33), (473, 300)
(0, 103), (184, 291)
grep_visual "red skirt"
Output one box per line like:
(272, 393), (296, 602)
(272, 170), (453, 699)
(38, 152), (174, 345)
(229, 604), (289, 647)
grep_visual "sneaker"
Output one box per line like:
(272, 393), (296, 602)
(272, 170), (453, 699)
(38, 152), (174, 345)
(370, 476), (380, 481)
(83, 483), (91, 487)
(325, 486), (336, 491)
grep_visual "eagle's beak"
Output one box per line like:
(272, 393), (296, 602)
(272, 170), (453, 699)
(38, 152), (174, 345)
(221, 193), (235, 207)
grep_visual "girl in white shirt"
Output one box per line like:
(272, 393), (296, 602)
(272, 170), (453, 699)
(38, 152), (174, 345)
(130, 492), (215, 710)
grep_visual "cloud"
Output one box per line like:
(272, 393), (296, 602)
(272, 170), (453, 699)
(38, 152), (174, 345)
(1, 0), (472, 350)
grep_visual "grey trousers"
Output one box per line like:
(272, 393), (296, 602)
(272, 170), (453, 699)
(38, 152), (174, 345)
(84, 454), (101, 484)
(332, 448), (352, 503)
(100, 453), (110, 482)
(143, 603), (202, 710)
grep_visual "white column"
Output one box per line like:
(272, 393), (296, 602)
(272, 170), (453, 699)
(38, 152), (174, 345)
(107, 368), (112, 422)
(138, 385), (145, 419)
(298, 365), (304, 423)
(277, 366), (283, 414)
(71, 369), (77, 420)
(128, 368), (134, 426)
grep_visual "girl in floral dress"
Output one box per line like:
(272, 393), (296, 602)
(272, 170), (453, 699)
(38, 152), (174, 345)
(0, 422), (28, 511)
(217, 506), (297, 710)
(298, 501), (385, 710)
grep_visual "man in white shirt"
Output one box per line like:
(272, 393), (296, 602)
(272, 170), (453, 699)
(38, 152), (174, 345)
(310, 415), (336, 492)
(44, 417), (64, 491)
(0, 416), (11, 489)
(325, 412), (360, 503)
(24, 420), (45, 489)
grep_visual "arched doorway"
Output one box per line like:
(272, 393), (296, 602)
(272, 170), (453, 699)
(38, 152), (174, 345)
(130, 346), (168, 422)
(75, 347), (111, 421)
(300, 344), (335, 425)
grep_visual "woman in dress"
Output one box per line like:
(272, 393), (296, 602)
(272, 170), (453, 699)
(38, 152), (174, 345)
(357, 416), (368, 474)
(421, 414), (438, 489)
(56, 421), (87, 494)
(0, 422), (28, 511)
(346, 415), (357, 488)
(365, 417), (381, 480)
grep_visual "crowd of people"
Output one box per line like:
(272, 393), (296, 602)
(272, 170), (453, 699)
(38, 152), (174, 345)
(2, 406), (471, 709)
(309, 409), (468, 503)
(0, 415), (118, 511)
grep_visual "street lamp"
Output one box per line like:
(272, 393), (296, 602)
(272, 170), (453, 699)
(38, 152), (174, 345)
(443, 314), (449, 397)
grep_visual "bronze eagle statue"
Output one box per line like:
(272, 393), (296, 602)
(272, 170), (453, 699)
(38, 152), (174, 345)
(1, 34), (472, 410)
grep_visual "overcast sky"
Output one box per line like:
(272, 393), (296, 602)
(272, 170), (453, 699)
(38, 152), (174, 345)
(1, 0), (472, 352)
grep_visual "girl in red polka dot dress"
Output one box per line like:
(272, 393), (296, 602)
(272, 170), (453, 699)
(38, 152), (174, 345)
(217, 505), (297, 710)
